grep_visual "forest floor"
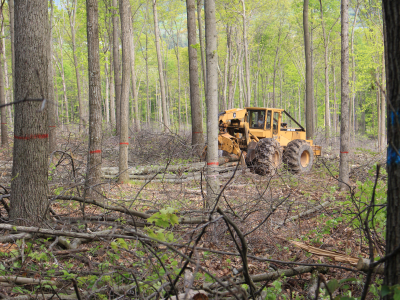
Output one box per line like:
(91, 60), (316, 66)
(0, 127), (388, 300)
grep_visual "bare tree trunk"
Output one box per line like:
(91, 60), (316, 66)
(8, 0), (14, 125)
(339, 0), (350, 190)
(175, 21), (182, 131)
(112, 0), (121, 135)
(68, 0), (84, 132)
(10, 0), (49, 225)
(241, 0), (251, 107)
(86, 0), (103, 195)
(197, 0), (207, 102)
(205, 0), (220, 207)
(56, 33), (69, 125)
(48, 0), (56, 152)
(0, 35), (7, 146)
(333, 65), (337, 136)
(303, 0), (314, 139)
(272, 43), (281, 107)
(109, 54), (115, 127)
(118, 0), (131, 183)
(222, 32), (228, 110)
(146, 30), (150, 126)
(380, 50), (386, 150)
(128, 11), (140, 132)
(319, 0), (330, 140)
(1, 12), (10, 133)
(382, 1), (400, 291)
(153, 0), (169, 130)
(227, 26), (235, 109)
(350, 1), (360, 143)
(187, 0), (204, 151)
(105, 59), (109, 124)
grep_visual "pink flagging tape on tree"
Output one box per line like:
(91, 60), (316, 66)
(14, 134), (48, 140)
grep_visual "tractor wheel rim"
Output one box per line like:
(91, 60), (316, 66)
(300, 150), (310, 167)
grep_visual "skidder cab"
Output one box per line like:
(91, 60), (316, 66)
(218, 107), (322, 175)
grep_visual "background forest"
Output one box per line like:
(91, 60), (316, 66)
(0, 0), (385, 142)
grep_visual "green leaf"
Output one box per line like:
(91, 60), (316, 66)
(326, 279), (339, 293)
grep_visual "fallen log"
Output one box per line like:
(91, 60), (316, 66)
(0, 233), (32, 243)
(357, 258), (384, 274)
(0, 276), (57, 286)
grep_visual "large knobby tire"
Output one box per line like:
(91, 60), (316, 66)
(252, 138), (282, 176)
(283, 139), (314, 173)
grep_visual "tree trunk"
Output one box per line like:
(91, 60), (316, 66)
(112, 0), (121, 135)
(10, 0), (49, 225)
(205, 0), (220, 207)
(153, 0), (169, 130)
(8, 0), (14, 125)
(1, 11), (10, 138)
(86, 0), (103, 195)
(175, 22), (182, 131)
(339, 0), (350, 190)
(109, 53), (115, 127)
(333, 64), (337, 136)
(319, 0), (330, 140)
(128, 11), (140, 132)
(241, 0), (251, 107)
(197, 0), (207, 102)
(303, 0), (314, 139)
(146, 29), (150, 126)
(272, 44), (280, 108)
(350, 2), (360, 143)
(383, 0), (400, 293)
(48, 0), (55, 153)
(118, 0), (131, 183)
(68, 0), (84, 132)
(186, 0), (204, 152)
(227, 26), (234, 109)
(0, 36), (6, 146)
(105, 59), (109, 124)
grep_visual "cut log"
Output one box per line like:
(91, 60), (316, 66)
(356, 258), (384, 274)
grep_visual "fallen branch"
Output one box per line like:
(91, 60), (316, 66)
(0, 233), (33, 243)
(0, 276), (57, 286)
(275, 201), (331, 228)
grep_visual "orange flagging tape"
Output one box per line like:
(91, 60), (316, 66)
(90, 150), (102, 154)
(207, 162), (219, 166)
(120, 142), (129, 145)
(15, 134), (48, 140)
(340, 151), (349, 154)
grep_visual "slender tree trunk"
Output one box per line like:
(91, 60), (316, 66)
(0, 36), (6, 146)
(223, 33), (229, 110)
(112, 0), (121, 135)
(128, 11), (140, 132)
(48, 0), (55, 152)
(333, 65), (337, 136)
(339, 0), (350, 190)
(272, 44), (280, 107)
(303, 0), (314, 139)
(175, 23), (182, 131)
(1, 12), (10, 131)
(105, 59), (109, 124)
(69, 0), (84, 132)
(118, 0), (131, 183)
(10, 0), (49, 225)
(86, 0), (102, 195)
(197, 0), (207, 102)
(187, 0), (204, 151)
(380, 51), (386, 150)
(319, 0), (330, 140)
(205, 0), (220, 207)
(57, 34), (69, 125)
(146, 30), (150, 126)
(241, 0), (251, 107)
(350, 1), (359, 143)
(227, 26), (234, 109)
(153, 0), (169, 130)
(8, 0), (14, 125)
(109, 53), (115, 127)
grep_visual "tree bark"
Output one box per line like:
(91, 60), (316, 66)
(128, 11), (140, 132)
(241, 0), (251, 107)
(339, 0), (350, 190)
(86, 0), (103, 195)
(319, 0), (330, 140)
(186, 0), (204, 152)
(303, 0), (314, 139)
(383, 0), (400, 292)
(68, 0), (84, 132)
(104, 58), (109, 124)
(205, 0), (220, 207)
(198, 0), (207, 104)
(10, 0), (49, 225)
(48, 0), (56, 153)
(0, 28), (7, 146)
(8, 0), (14, 125)
(333, 64), (337, 136)
(118, 0), (131, 184)
(112, 0), (121, 135)
(153, 0), (169, 130)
